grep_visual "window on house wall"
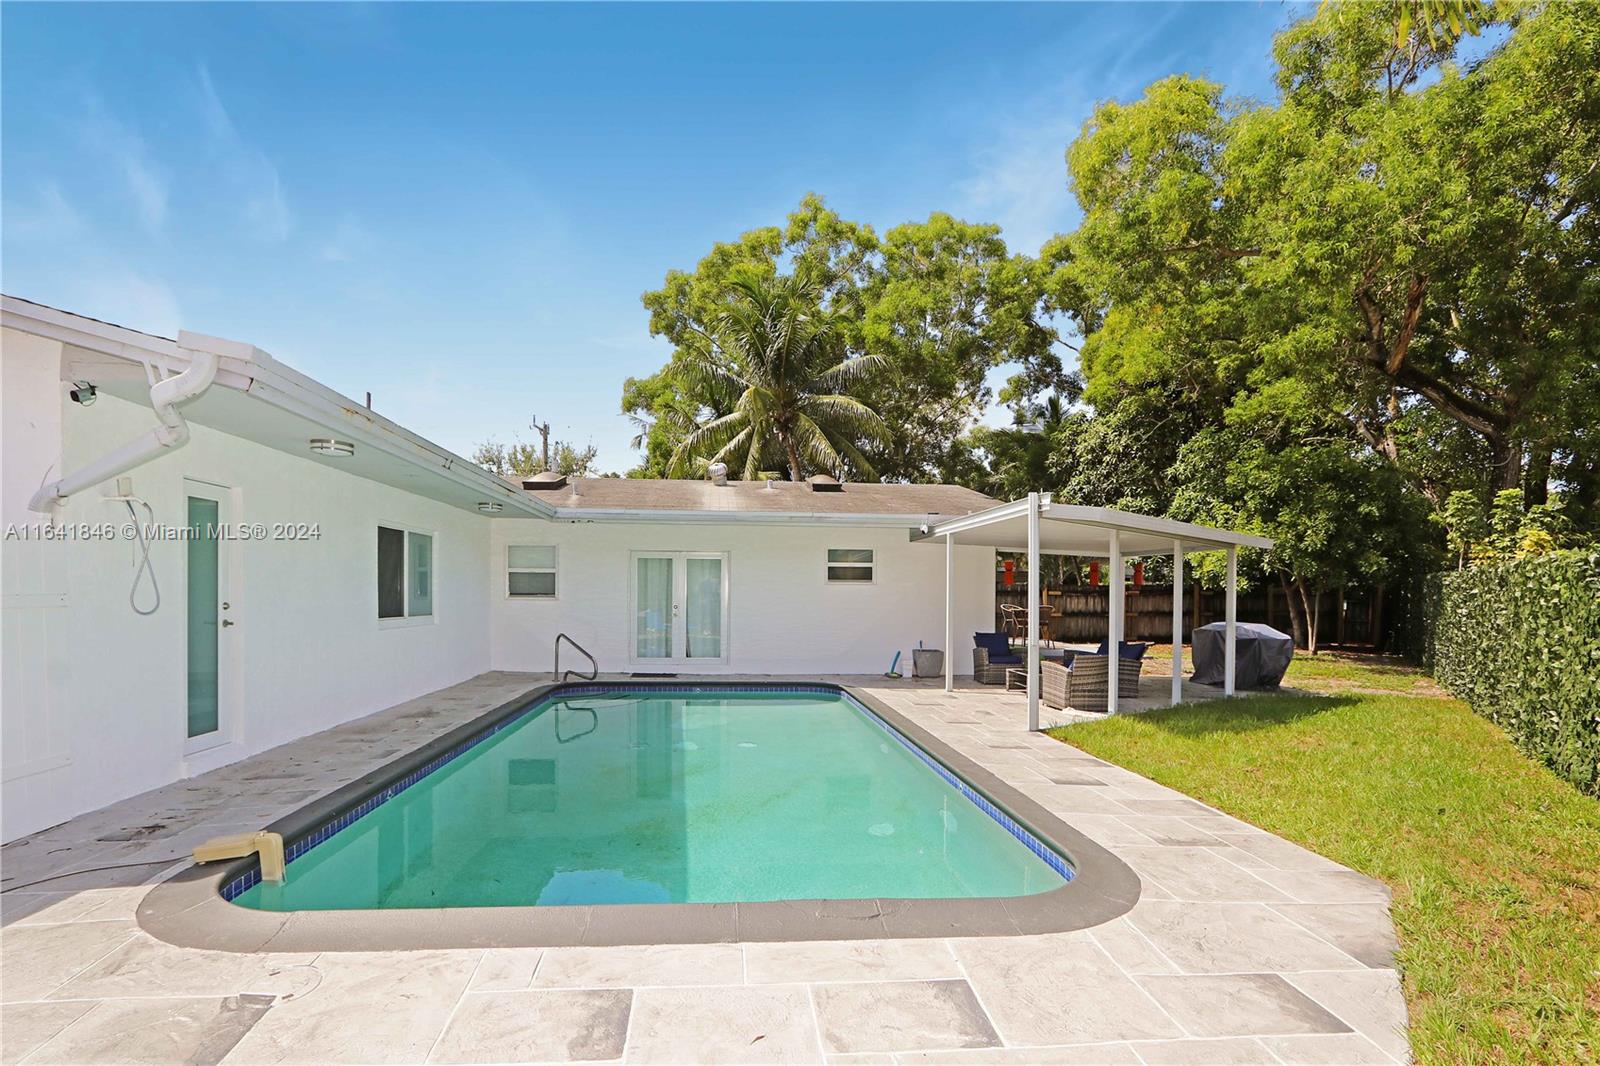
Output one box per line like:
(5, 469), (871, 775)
(827, 548), (874, 583)
(507, 545), (558, 598)
(378, 525), (435, 620)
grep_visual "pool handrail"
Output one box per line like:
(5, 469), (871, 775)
(553, 632), (598, 682)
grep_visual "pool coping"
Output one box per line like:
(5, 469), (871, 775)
(137, 681), (1142, 951)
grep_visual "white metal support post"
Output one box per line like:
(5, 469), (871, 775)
(1171, 539), (1183, 706)
(1107, 530), (1123, 714)
(1225, 545), (1238, 696)
(1026, 492), (1041, 730)
(944, 533), (954, 693)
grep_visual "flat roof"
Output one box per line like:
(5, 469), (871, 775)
(532, 477), (998, 519)
(916, 496), (1273, 555)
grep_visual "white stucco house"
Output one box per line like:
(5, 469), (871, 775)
(0, 296), (1266, 842)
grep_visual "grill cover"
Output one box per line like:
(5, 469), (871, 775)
(1191, 622), (1294, 688)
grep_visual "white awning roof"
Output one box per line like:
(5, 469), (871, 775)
(914, 496), (1272, 555)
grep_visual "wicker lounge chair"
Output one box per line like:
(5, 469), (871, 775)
(972, 632), (1020, 685)
(1041, 653), (1142, 711)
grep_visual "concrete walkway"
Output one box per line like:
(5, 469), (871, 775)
(1, 673), (1409, 1065)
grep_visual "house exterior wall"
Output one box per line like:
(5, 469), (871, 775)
(487, 517), (996, 677)
(1, 329), (492, 842)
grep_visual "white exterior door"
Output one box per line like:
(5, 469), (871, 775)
(630, 551), (729, 666)
(184, 479), (237, 755)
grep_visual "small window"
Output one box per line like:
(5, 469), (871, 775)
(508, 544), (557, 598)
(827, 548), (874, 583)
(378, 526), (435, 620)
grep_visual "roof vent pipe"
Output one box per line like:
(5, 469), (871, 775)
(708, 461), (729, 486)
(29, 336), (222, 514)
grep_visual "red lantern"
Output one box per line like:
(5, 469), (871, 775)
(1003, 559), (1015, 587)
(1134, 561), (1145, 587)
(1089, 560), (1100, 586)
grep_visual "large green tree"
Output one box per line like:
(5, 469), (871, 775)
(1048, 0), (1600, 512)
(625, 195), (1066, 481)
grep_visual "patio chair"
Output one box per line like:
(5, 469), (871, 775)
(1040, 653), (1142, 711)
(998, 603), (1026, 640)
(972, 632), (1020, 685)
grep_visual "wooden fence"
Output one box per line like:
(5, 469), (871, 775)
(996, 582), (1383, 647)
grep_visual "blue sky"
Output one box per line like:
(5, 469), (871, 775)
(2, 2), (1301, 473)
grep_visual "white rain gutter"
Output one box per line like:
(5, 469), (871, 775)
(29, 332), (221, 513)
(3, 297), (552, 520)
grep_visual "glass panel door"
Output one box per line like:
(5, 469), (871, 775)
(186, 494), (221, 743)
(634, 555), (674, 659)
(684, 556), (723, 660)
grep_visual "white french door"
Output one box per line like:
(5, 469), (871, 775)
(630, 551), (729, 666)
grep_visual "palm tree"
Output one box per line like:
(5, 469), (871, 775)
(668, 273), (889, 481)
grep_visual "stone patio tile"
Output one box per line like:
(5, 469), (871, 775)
(1, 891), (105, 926)
(625, 985), (822, 1064)
(1030, 786), (1140, 816)
(744, 939), (959, 984)
(1210, 833), (1347, 873)
(1128, 901), (1364, 973)
(1136, 974), (1353, 1039)
(25, 994), (273, 1066)
(825, 1054), (895, 1065)
(1087, 917), (1180, 975)
(222, 950), (480, 1064)
(1271, 904), (1400, 969)
(1059, 814), (1159, 847)
(896, 1044), (1142, 1064)
(1115, 817), (1223, 847)
(1113, 798), (1217, 817)
(427, 989), (631, 1063)
(1247, 869), (1391, 905)
(1259, 1033), (1400, 1064)
(0, 919), (134, 1001)
(469, 948), (543, 991)
(1113, 848), (1294, 903)
(952, 933), (1182, 1045)
(533, 944), (743, 988)
(51, 934), (318, 1000)
(0, 1000), (95, 1062)
(1128, 1037), (1278, 1063)
(1286, 970), (1409, 1063)
(811, 979), (998, 1054)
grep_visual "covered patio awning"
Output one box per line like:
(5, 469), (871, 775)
(918, 494), (1273, 729)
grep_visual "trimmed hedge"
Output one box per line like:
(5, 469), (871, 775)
(1412, 551), (1600, 797)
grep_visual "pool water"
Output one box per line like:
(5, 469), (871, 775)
(233, 690), (1067, 910)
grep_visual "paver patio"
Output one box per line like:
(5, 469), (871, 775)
(0, 673), (1410, 1064)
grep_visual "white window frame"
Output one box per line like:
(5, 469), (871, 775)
(825, 548), (875, 585)
(378, 521), (438, 628)
(506, 544), (559, 600)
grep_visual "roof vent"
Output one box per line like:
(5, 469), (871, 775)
(809, 474), (843, 492)
(708, 461), (729, 486)
(523, 471), (568, 491)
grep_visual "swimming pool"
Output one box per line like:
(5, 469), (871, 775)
(230, 687), (1067, 910)
(140, 682), (1141, 950)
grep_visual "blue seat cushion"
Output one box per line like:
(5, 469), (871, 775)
(1095, 640), (1150, 660)
(974, 632), (1014, 660)
(989, 653), (1023, 665)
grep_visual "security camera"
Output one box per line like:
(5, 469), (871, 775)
(69, 381), (97, 406)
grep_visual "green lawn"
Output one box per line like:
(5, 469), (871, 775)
(1048, 658), (1600, 1065)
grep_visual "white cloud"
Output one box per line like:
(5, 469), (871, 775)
(316, 216), (373, 263)
(3, 183), (85, 241)
(197, 66), (293, 243)
(77, 99), (169, 235)
(75, 271), (185, 336)
(953, 6), (1189, 257)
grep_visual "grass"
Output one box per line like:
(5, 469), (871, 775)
(1048, 656), (1600, 1066)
